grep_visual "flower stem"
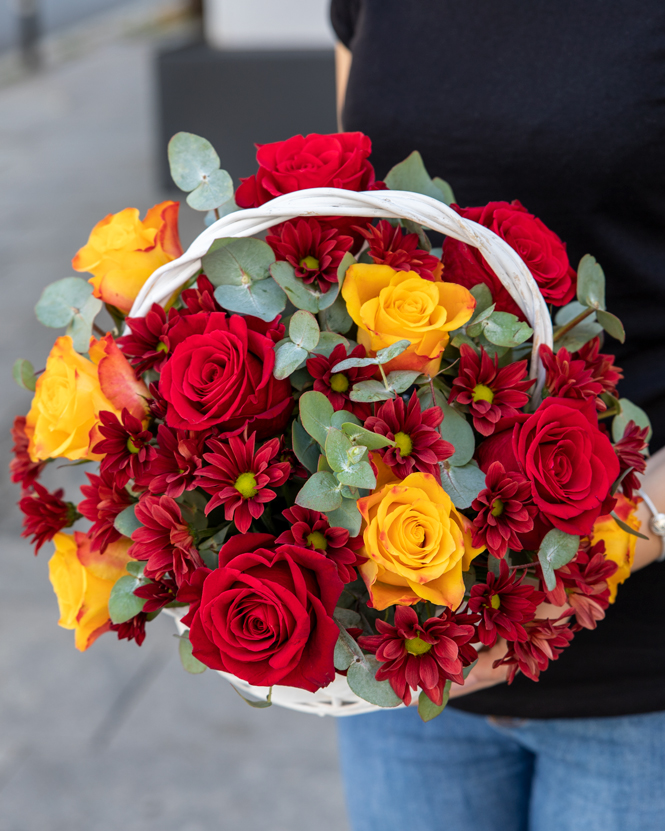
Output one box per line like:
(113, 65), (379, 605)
(552, 306), (595, 343)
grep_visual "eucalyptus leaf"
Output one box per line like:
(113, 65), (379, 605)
(470, 283), (494, 316)
(439, 461), (486, 509)
(292, 420), (321, 474)
(612, 398), (652, 442)
(310, 332), (349, 358)
(325, 428), (355, 473)
(576, 254), (606, 310)
(554, 302), (603, 352)
(537, 529), (580, 591)
(336, 251), (356, 284)
(333, 608), (362, 629)
(35, 277), (95, 328)
(214, 280), (286, 323)
(179, 634), (207, 674)
(466, 303), (497, 335)
(168, 131), (220, 191)
(596, 309), (625, 343)
(347, 655), (402, 707)
(67, 294), (103, 352)
(319, 292), (354, 333)
(289, 310), (320, 352)
(186, 168), (234, 212)
(418, 682), (451, 722)
(108, 575), (146, 624)
(273, 342), (308, 380)
(113, 504), (142, 538)
(204, 237), (275, 287)
(386, 370), (421, 394)
(335, 460), (376, 490)
(125, 561), (145, 578)
(481, 312), (533, 348)
(342, 422), (394, 450)
(349, 380), (394, 403)
(432, 176), (456, 206)
(612, 512), (649, 540)
(402, 219), (432, 251)
(296, 471), (343, 512)
(330, 410), (362, 430)
(299, 390), (334, 446)
(425, 388), (474, 467)
(269, 260), (339, 313)
(333, 623), (365, 671)
(384, 151), (450, 205)
(325, 497), (363, 536)
(12, 358), (36, 391)
(332, 355), (378, 372)
(230, 685), (273, 708)
(376, 339), (412, 365)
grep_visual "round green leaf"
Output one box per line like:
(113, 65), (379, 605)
(186, 169), (234, 212)
(537, 529), (580, 592)
(204, 237), (275, 287)
(179, 635), (207, 674)
(289, 310), (320, 352)
(439, 461), (486, 509)
(295, 471), (343, 512)
(13, 358), (36, 391)
(299, 391), (334, 446)
(214, 280), (286, 323)
(576, 254), (606, 311)
(108, 575), (146, 624)
(612, 398), (652, 443)
(376, 339), (411, 365)
(349, 380), (394, 403)
(273, 342), (308, 380)
(113, 504), (142, 538)
(35, 277), (94, 328)
(384, 150), (449, 205)
(168, 132), (220, 192)
(325, 498), (363, 536)
(347, 656), (402, 707)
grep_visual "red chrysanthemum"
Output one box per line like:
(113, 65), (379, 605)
(147, 382), (168, 421)
(493, 617), (576, 683)
(364, 392), (453, 479)
(118, 303), (178, 373)
(307, 343), (377, 420)
(133, 574), (178, 612)
(357, 220), (442, 281)
(614, 420), (649, 500)
(266, 218), (354, 293)
(93, 408), (156, 489)
(78, 469), (134, 553)
(195, 433), (290, 533)
(450, 345), (533, 436)
(359, 606), (479, 706)
(468, 559), (544, 647)
(576, 337), (623, 398)
(10, 415), (45, 490)
(130, 494), (203, 586)
(136, 424), (204, 498)
(276, 439), (309, 480)
(110, 613), (147, 646)
(471, 462), (538, 558)
(542, 539), (618, 630)
(539, 344), (605, 409)
(180, 275), (223, 314)
(275, 505), (364, 583)
(19, 481), (78, 554)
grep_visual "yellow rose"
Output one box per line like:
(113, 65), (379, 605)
(25, 334), (150, 462)
(358, 471), (484, 610)
(342, 263), (476, 375)
(591, 493), (641, 603)
(72, 201), (182, 314)
(49, 532), (134, 651)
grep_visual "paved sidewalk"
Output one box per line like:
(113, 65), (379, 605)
(0, 18), (349, 831)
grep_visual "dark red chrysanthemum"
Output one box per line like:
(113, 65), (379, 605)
(364, 392), (453, 479)
(147, 382), (168, 421)
(110, 613), (147, 646)
(614, 420), (649, 500)
(180, 275), (223, 314)
(276, 439), (309, 480)
(539, 344), (605, 409)
(468, 559), (544, 647)
(118, 303), (178, 373)
(195, 433), (290, 533)
(471, 462), (538, 558)
(133, 574), (178, 612)
(450, 345), (533, 436)
(576, 337), (623, 398)
(542, 539), (617, 630)
(136, 424), (204, 498)
(493, 617), (576, 683)
(93, 408), (156, 489)
(10, 415), (45, 490)
(357, 220), (442, 281)
(130, 494), (203, 586)
(79, 469), (134, 553)
(19, 481), (78, 554)
(275, 505), (364, 584)
(359, 606), (479, 706)
(307, 343), (377, 420)
(266, 218), (354, 293)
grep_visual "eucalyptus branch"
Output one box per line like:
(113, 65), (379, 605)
(552, 306), (595, 342)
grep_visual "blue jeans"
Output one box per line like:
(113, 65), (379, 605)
(337, 705), (665, 831)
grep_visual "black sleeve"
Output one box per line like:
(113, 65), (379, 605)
(330, 0), (362, 49)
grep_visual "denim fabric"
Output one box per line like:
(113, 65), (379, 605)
(337, 705), (665, 831)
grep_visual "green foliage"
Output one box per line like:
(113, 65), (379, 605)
(333, 608), (362, 628)
(12, 358), (37, 391)
(469, 283), (494, 317)
(289, 310), (320, 352)
(269, 261), (340, 313)
(347, 655), (403, 707)
(319, 292), (354, 333)
(576, 254), (606, 310)
(292, 419), (320, 473)
(310, 332), (350, 358)
(468, 310), (533, 348)
(113, 504), (141, 538)
(384, 151), (455, 205)
(167, 132), (234, 211)
(35, 277), (102, 352)
(418, 682), (451, 722)
(439, 461), (486, 509)
(341, 422), (394, 450)
(537, 529), (580, 591)
(333, 623), (365, 671)
(299, 390), (334, 446)
(612, 397), (652, 443)
(325, 497), (363, 536)
(214, 279), (286, 323)
(554, 302), (603, 352)
(295, 471), (343, 512)
(611, 513), (649, 540)
(108, 574), (146, 624)
(273, 342), (308, 380)
(428, 389), (475, 467)
(178, 633), (207, 674)
(231, 685), (273, 708)
(596, 309), (625, 343)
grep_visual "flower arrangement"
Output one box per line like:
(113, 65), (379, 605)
(11, 131), (651, 719)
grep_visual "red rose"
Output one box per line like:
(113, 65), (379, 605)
(188, 533), (343, 692)
(476, 413), (528, 474)
(514, 397), (619, 536)
(443, 201), (576, 312)
(236, 132), (376, 207)
(159, 311), (293, 436)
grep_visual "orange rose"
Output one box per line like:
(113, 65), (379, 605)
(341, 263), (476, 375)
(591, 493), (641, 602)
(48, 532), (134, 651)
(358, 471), (483, 610)
(72, 201), (182, 313)
(25, 334), (149, 462)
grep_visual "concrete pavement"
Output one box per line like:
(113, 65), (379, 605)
(0, 15), (350, 831)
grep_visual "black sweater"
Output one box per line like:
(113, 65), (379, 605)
(331, 0), (665, 718)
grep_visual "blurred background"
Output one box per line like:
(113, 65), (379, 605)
(0, 1), (349, 828)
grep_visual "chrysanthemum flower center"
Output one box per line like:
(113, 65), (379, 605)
(156, 341), (169, 353)
(126, 437), (141, 454)
(491, 498), (504, 517)
(405, 635), (432, 655)
(234, 471), (258, 499)
(490, 594), (501, 610)
(330, 373), (349, 393)
(472, 383), (495, 404)
(394, 431), (413, 457)
(300, 255), (320, 271)
(306, 530), (328, 551)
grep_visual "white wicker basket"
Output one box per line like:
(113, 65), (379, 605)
(135, 188), (553, 716)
